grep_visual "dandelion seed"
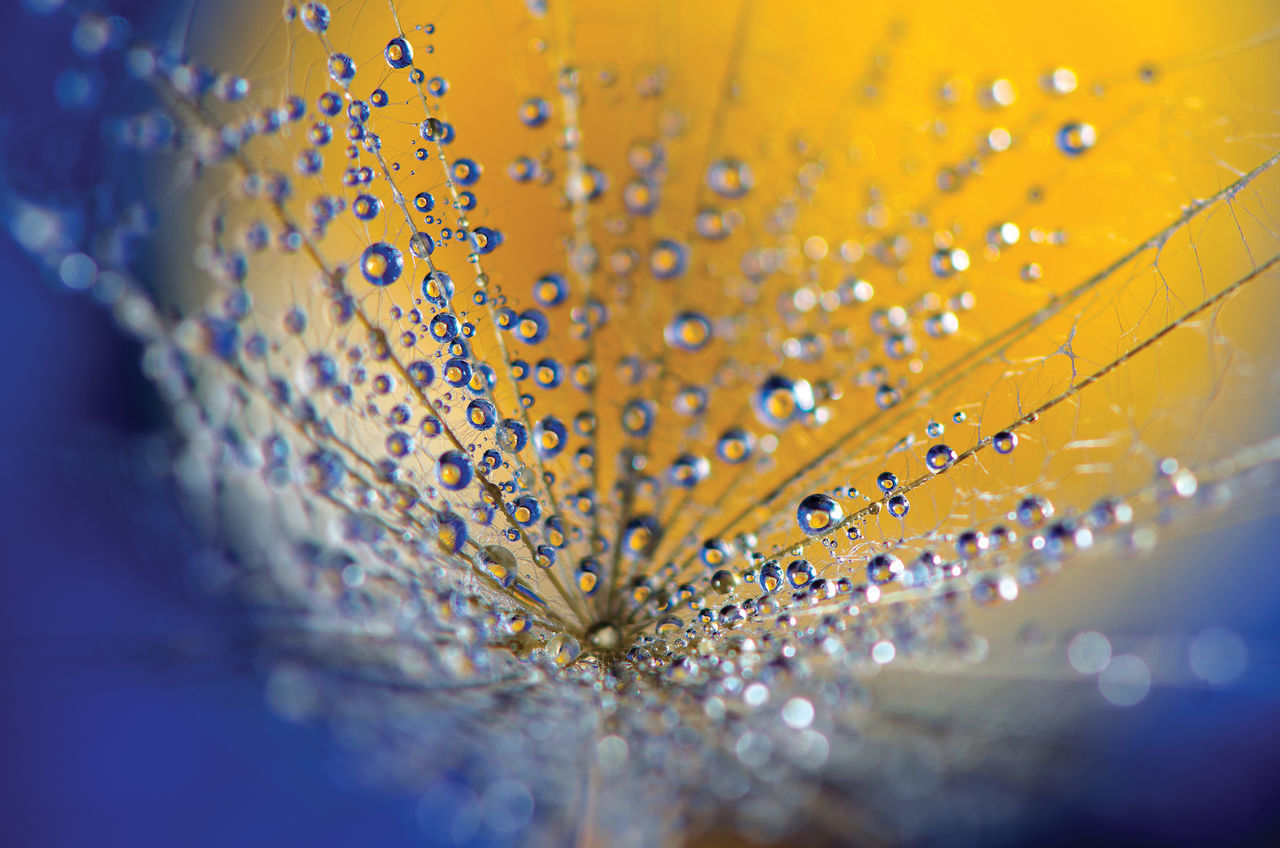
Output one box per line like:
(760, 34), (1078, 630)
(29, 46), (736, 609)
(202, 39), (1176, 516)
(9, 0), (1280, 845)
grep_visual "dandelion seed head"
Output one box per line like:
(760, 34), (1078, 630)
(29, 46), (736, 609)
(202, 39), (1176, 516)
(10, 0), (1280, 843)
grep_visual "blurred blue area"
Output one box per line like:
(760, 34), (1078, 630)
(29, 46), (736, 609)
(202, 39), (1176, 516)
(2, 2), (1279, 847)
(0, 4), (427, 845)
(0, 236), (430, 848)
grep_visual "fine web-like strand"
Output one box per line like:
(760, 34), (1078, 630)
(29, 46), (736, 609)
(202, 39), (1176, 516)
(739, 152), (1280, 562)
(321, 9), (595, 626)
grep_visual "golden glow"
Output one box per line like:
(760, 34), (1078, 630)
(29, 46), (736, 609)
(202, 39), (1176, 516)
(174, 0), (1280, 633)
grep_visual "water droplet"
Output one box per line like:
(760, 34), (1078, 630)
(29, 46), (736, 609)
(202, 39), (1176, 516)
(360, 242), (403, 286)
(1056, 121), (1097, 156)
(518, 96), (551, 127)
(796, 494), (842, 536)
(534, 416), (567, 458)
(480, 545), (518, 588)
(786, 558), (815, 588)
(716, 428), (755, 464)
(753, 375), (815, 428)
(352, 194), (381, 220)
(706, 157), (753, 199)
(384, 36), (413, 69)
(664, 311), (712, 351)
(867, 553), (904, 585)
(548, 633), (581, 667)
(437, 449), (474, 490)
(533, 273), (568, 307)
(649, 238), (690, 280)
(925, 444), (957, 472)
(1016, 495), (1054, 527)
(327, 53), (356, 87)
(301, 2), (330, 33)
(993, 430), (1018, 454)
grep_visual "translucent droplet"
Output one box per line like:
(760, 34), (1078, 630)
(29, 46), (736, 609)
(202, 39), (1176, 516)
(435, 510), (467, 554)
(437, 449), (474, 490)
(621, 399), (656, 437)
(706, 157), (753, 199)
(867, 553), (904, 585)
(1188, 628), (1248, 685)
(481, 545), (518, 588)
(413, 191), (436, 213)
(429, 313), (460, 343)
(577, 559), (600, 595)
(701, 539), (730, 568)
(352, 194), (381, 220)
(327, 53), (356, 87)
(1068, 631), (1112, 674)
(670, 453), (710, 488)
(619, 516), (657, 560)
(716, 428), (755, 464)
(548, 633), (581, 668)
(1099, 655), (1150, 707)
(301, 2), (330, 33)
(993, 430), (1018, 454)
(786, 558), (815, 588)
(759, 562), (783, 593)
(796, 494), (843, 536)
(534, 416), (567, 458)
(467, 399), (497, 431)
(515, 309), (549, 343)
(453, 158), (482, 186)
(533, 273), (568, 307)
(410, 232), (435, 258)
(1016, 495), (1054, 527)
(1041, 66), (1078, 96)
(384, 36), (413, 69)
(420, 117), (445, 141)
(925, 444), (957, 472)
(511, 495), (541, 526)
(519, 96), (551, 128)
(710, 569), (739, 595)
(360, 242), (403, 286)
(753, 375), (815, 428)
(1056, 121), (1097, 156)
(385, 431), (415, 458)
(649, 238), (690, 280)
(664, 311), (712, 351)
(956, 530), (989, 559)
(421, 270), (453, 306)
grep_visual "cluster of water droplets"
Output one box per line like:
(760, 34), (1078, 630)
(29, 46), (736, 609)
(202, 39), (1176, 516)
(10, 0), (1280, 843)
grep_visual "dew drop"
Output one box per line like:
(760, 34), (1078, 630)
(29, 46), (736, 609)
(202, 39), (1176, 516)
(360, 242), (403, 286)
(786, 558), (815, 588)
(796, 493), (843, 536)
(664, 311), (712, 352)
(925, 444), (957, 472)
(437, 449), (474, 490)
(993, 430), (1018, 454)
(327, 53), (356, 87)
(867, 553), (904, 585)
(384, 36), (413, 69)
(481, 545), (518, 588)
(548, 633), (581, 668)
(1056, 121), (1097, 156)
(706, 157), (753, 199)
